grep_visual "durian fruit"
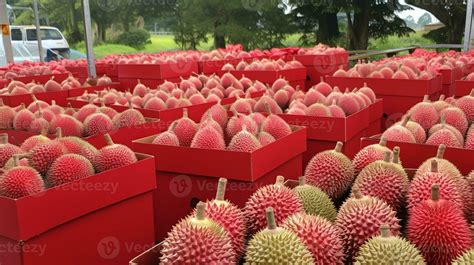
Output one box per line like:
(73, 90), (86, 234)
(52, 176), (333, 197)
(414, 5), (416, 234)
(452, 249), (474, 265)
(292, 176), (337, 221)
(196, 178), (247, 258)
(354, 224), (426, 265)
(244, 207), (314, 264)
(352, 137), (392, 175)
(408, 185), (472, 265)
(160, 202), (236, 264)
(352, 149), (409, 211)
(244, 176), (303, 234)
(335, 188), (400, 261)
(282, 212), (344, 264)
(304, 142), (355, 199)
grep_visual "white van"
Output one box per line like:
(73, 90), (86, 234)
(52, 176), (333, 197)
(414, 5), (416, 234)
(10, 26), (70, 60)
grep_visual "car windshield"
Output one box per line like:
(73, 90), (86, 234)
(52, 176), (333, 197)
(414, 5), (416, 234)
(26, 29), (63, 41)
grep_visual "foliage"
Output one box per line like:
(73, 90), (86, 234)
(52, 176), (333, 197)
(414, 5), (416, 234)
(423, 27), (449, 44)
(115, 28), (151, 49)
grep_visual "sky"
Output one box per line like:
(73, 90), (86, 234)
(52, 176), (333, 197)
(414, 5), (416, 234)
(397, 0), (440, 23)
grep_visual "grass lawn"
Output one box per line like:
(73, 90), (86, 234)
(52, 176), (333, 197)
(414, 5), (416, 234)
(74, 31), (434, 58)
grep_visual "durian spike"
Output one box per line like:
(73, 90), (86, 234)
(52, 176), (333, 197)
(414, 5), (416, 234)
(56, 127), (62, 138)
(0, 133), (8, 144)
(275, 175), (285, 186)
(266, 207), (277, 230)
(436, 144), (446, 159)
(380, 224), (391, 238)
(379, 137), (387, 146)
(392, 147), (400, 164)
(431, 184), (440, 201)
(104, 134), (114, 146)
(298, 176), (305, 186)
(195, 201), (206, 220)
(334, 142), (343, 152)
(383, 150), (391, 163)
(215, 178), (227, 201)
(430, 159), (438, 173)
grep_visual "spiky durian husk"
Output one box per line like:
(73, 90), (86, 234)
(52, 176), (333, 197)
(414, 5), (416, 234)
(292, 184), (337, 221)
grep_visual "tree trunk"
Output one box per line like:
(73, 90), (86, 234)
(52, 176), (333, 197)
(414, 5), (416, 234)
(69, 0), (81, 43)
(448, 17), (464, 44)
(214, 21), (225, 48)
(348, 0), (370, 50)
(316, 12), (340, 45)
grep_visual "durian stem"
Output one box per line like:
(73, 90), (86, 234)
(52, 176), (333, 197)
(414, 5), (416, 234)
(13, 154), (19, 167)
(392, 147), (400, 164)
(182, 108), (189, 118)
(401, 115), (409, 127)
(436, 145), (446, 159)
(266, 207), (277, 230)
(264, 102), (272, 114)
(379, 137), (387, 147)
(431, 159), (438, 173)
(363, 82), (368, 87)
(431, 184), (440, 201)
(423, 95), (429, 102)
(470, 89), (474, 97)
(215, 178), (227, 201)
(56, 127), (62, 138)
(353, 187), (363, 199)
(380, 224), (391, 238)
(104, 134), (114, 146)
(299, 176), (305, 186)
(440, 115), (446, 125)
(0, 98), (3, 106)
(169, 121), (178, 132)
(439, 94), (445, 101)
(0, 133), (8, 144)
(383, 151), (391, 163)
(275, 175), (284, 186)
(195, 202), (206, 220)
(334, 142), (343, 153)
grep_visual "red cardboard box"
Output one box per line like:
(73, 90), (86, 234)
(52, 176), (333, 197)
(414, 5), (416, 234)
(67, 82), (123, 98)
(117, 62), (199, 80)
(118, 77), (182, 91)
(132, 126), (307, 241)
(219, 67), (307, 85)
(13, 73), (70, 85)
(0, 154), (157, 265)
(439, 67), (463, 85)
(294, 52), (349, 66)
(66, 64), (107, 78)
(367, 98), (384, 136)
(278, 105), (370, 166)
(325, 75), (443, 129)
(454, 80), (474, 97)
(1, 118), (164, 149)
(0, 90), (70, 107)
(360, 135), (474, 176)
(305, 64), (345, 90)
(106, 64), (119, 78)
(440, 84), (454, 97)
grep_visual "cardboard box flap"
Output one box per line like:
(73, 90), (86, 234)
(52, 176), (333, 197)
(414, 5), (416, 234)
(129, 243), (162, 265)
(0, 154), (156, 241)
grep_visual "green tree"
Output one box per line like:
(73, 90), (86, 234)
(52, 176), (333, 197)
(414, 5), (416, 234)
(406, 0), (465, 44)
